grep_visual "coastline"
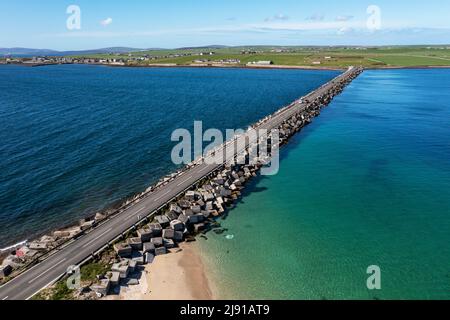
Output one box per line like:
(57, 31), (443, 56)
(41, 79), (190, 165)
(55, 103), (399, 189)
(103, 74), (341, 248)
(4, 61), (450, 71)
(107, 242), (216, 300)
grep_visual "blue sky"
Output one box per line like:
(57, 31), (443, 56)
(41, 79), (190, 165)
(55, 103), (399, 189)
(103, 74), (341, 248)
(2, 0), (450, 50)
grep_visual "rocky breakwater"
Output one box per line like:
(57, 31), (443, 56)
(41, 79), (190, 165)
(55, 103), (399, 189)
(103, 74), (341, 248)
(71, 67), (363, 299)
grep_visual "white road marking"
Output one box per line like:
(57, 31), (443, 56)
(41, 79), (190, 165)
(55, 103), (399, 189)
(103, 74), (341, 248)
(1, 296), (8, 300)
(122, 207), (146, 222)
(82, 228), (113, 248)
(25, 274), (66, 300)
(28, 258), (67, 284)
(153, 189), (172, 202)
(199, 166), (210, 173)
(176, 175), (192, 187)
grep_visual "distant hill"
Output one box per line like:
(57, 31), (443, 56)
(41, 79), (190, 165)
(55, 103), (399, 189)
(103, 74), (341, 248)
(176, 45), (230, 50)
(0, 47), (59, 56)
(0, 47), (155, 57)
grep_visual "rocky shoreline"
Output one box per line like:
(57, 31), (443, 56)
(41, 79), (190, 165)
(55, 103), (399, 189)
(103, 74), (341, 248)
(1, 67), (363, 298)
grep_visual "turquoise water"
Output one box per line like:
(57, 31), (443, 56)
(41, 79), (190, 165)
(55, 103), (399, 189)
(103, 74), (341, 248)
(0, 64), (338, 246)
(199, 69), (450, 300)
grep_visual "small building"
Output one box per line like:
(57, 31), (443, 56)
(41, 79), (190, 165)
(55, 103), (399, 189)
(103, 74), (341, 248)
(247, 60), (273, 66)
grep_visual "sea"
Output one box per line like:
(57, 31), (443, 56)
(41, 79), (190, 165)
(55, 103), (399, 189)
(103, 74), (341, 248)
(0, 65), (449, 299)
(0, 64), (338, 246)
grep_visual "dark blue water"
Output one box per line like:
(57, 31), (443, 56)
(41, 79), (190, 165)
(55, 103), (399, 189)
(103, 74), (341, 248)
(0, 64), (339, 246)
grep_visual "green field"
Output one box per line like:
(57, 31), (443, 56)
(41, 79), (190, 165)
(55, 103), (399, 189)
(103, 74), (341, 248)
(69, 45), (450, 68)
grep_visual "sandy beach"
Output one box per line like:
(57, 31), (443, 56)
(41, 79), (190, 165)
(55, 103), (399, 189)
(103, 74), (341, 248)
(106, 242), (216, 300)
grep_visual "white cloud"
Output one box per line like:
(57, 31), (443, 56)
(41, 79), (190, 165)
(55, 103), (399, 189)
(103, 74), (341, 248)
(265, 13), (289, 22)
(305, 13), (325, 21)
(336, 15), (354, 22)
(100, 18), (113, 26)
(337, 26), (354, 35)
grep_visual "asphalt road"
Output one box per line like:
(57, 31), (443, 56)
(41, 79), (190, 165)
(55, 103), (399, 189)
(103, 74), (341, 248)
(0, 67), (360, 300)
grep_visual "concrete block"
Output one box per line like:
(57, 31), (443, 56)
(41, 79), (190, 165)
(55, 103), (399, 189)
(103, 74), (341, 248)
(155, 215), (170, 228)
(189, 214), (205, 224)
(154, 246), (167, 256)
(166, 211), (178, 221)
(144, 253), (155, 264)
(112, 263), (130, 279)
(201, 210), (211, 219)
(110, 272), (120, 286)
(162, 228), (175, 239)
(151, 237), (164, 247)
(164, 238), (175, 249)
(91, 279), (110, 297)
(113, 243), (132, 258)
(143, 242), (155, 254)
(170, 204), (182, 214)
(128, 237), (143, 251)
(137, 228), (152, 242)
(178, 214), (189, 225)
(128, 259), (138, 272)
(185, 190), (196, 201)
(196, 199), (205, 207)
(178, 199), (191, 209)
(173, 231), (184, 242)
(194, 223), (207, 233)
(170, 219), (184, 231)
(149, 223), (162, 236)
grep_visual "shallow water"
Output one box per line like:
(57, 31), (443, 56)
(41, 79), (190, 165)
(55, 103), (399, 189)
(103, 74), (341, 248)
(199, 69), (450, 300)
